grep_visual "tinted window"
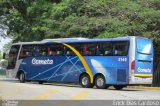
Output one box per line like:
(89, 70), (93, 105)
(64, 47), (74, 56)
(87, 43), (97, 56)
(18, 41), (128, 58)
(98, 42), (113, 56)
(113, 41), (129, 56)
(72, 43), (83, 54)
(19, 45), (35, 59)
(37, 45), (48, 56)
(48, 44), (64, 56)
(7, 45), (20, 69)
(59, 41), (128, 56)
(80, 43), (95, 56)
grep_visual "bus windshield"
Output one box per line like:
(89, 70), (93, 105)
(7, 45), (20, 69)
(136, 38), (153, 55)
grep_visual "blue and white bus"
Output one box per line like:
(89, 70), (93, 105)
(6, 36), (153, 89)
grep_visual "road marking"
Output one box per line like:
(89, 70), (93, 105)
(34, 89), (58, 100)
(23, 89), (58, 106)
(70, 91), (89, 100)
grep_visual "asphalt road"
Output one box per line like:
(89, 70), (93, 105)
(0, 77), (160, 100)
(0, 77), (160, 106)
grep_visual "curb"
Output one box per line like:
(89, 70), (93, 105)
(127, 86), (160, 90)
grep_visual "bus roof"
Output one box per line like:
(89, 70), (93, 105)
(12, 36), (148, 45)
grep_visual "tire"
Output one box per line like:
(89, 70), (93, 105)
(19, 72), (25, 83)
(80, 74), (93, 88)
(114, 85), (124, 90)
(95, 75), (106, 89)
(39, 81), (43, 84)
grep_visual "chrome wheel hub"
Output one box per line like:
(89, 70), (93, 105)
(20, 74), (23, 80)
(97, 78), (104, 87)
(82, 77), (88, 85)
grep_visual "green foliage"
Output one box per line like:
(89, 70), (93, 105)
(0, 51), (2, 60)
(149, 31), (160, 60)
(1, 0), (160, 39)
(3, 42), (12, 54)
(0, 0), (160, 58)
(97, 31), (125, 38)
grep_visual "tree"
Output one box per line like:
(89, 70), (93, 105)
(1, 0), (159, 39)
(3, 42), (12, 54)
(0, 0), (60, 41)
(0, 51), (2, 60)
(0, 0), (160, 54)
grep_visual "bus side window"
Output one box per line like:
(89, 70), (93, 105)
(19, 45), (34, 59)
(49, 44), (64, 56)
(49, 50), (54, 56)
(48, 45), (56, 56)
(87, 43), (96, 56)
(64, 43), (83, 56)
(78, 44), (83, 55)
(26, 51), (32, 56)
(64, 47), (74, 56)
(56, 45), (64, 56)
(98, 42), (113, 56)
(113, 41), (128, 56)
(82, 43), (96, 56)
(82, 44), (87, 56)
(33, 46), (39, 56)
(57, 51), (63, 55)
(37, 45), (48, 56)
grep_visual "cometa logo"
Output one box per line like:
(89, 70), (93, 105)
(32, 58), (53, 65)
(138, 67), (151, 73)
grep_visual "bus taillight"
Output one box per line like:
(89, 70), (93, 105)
(131, 60), (135, 72)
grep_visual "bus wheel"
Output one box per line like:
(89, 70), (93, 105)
(19, 72), (25, 83)
(114, 85), (124, 90)
(39, 81), (43, 84)
(95, 75), (106, 89)
(80, 74), (93, 88)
